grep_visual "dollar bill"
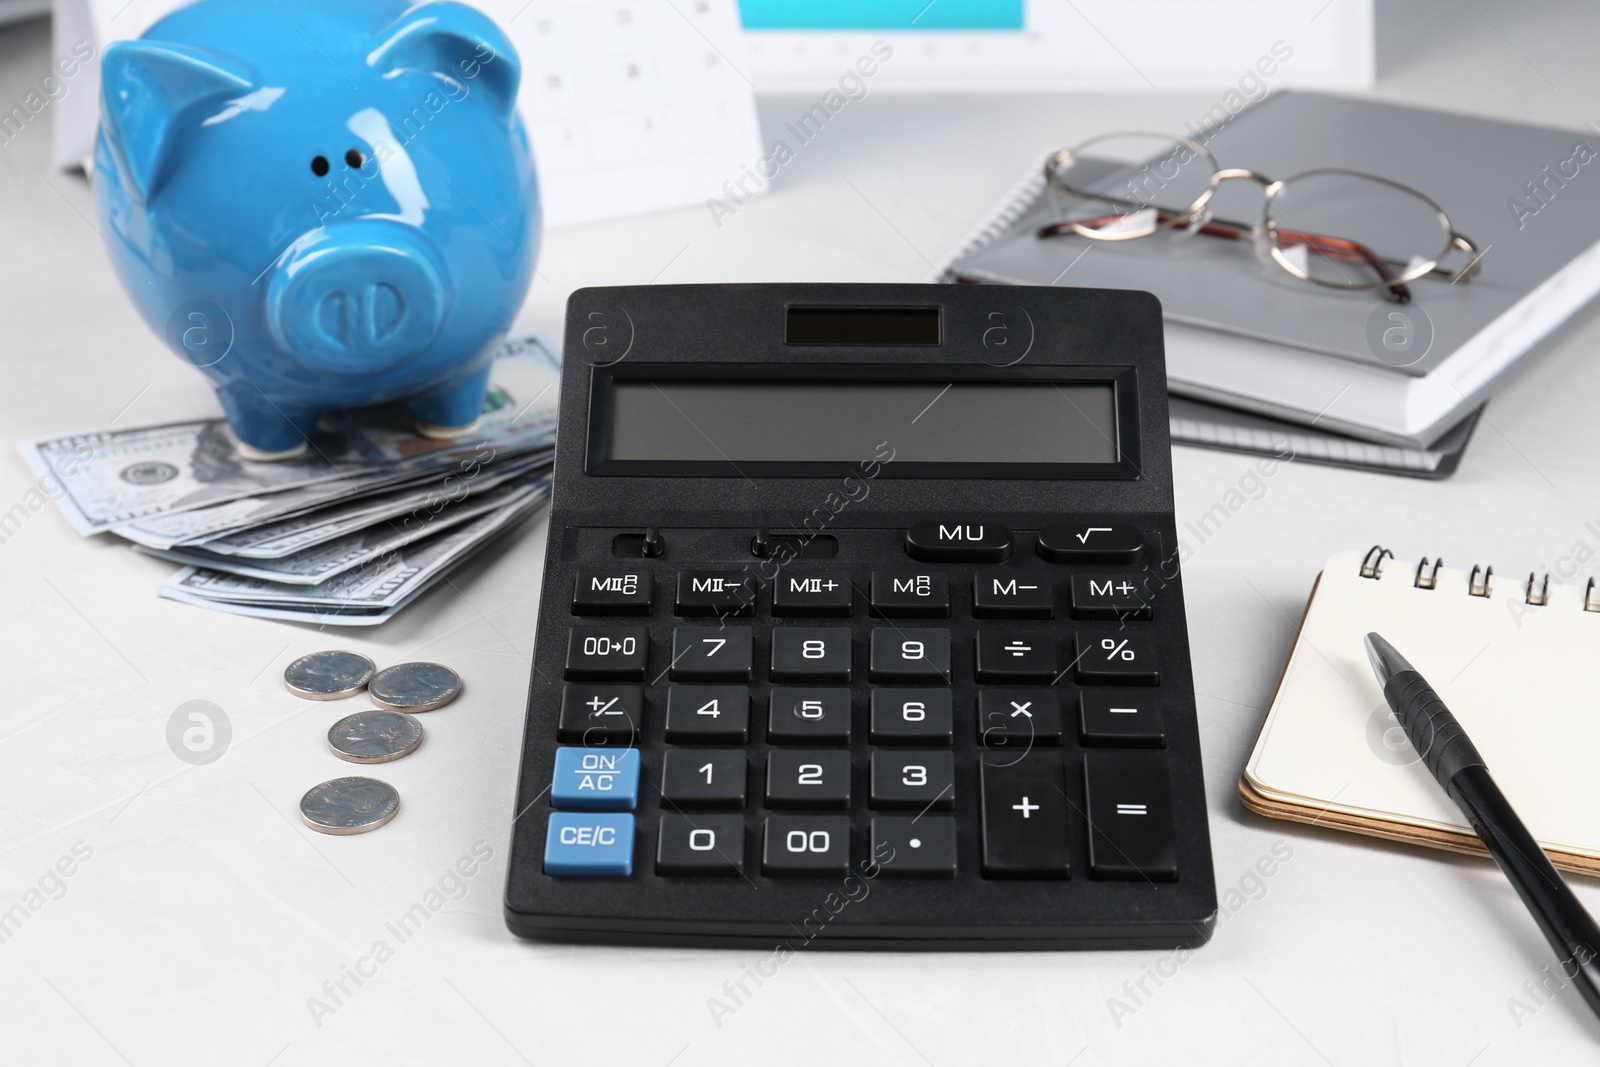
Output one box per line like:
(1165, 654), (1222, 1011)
(21, 338), (560, 535)
(110, 439), (551, 551)
(135, 476), (551, 585)
(159, 487), (548, 615)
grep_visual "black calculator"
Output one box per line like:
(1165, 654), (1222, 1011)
(504, 283), (1217, 949)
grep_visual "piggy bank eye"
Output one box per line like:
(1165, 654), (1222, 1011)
(310, 155), (329, 177)
(345, 148), (364, 169)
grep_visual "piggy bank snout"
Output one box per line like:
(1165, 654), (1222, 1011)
(267, 231), (447, 374)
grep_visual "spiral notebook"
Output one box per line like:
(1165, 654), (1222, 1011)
(935, 92), (1600, 449)
(1241, 547), (1600, 875)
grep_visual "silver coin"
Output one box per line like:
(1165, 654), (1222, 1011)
(328, 710), (424, 765)
(284, 650), (376, 701)
(299, 776), (400, 835)
(368, 662), (462, 712)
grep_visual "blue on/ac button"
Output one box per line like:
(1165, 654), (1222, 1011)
(551, 746), (640, 810)
(544, 813), (634, 876)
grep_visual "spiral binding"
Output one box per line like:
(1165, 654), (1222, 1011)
(1362, 544), (1595, 609)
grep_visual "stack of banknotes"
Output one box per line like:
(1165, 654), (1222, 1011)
(20, 337), (560, 626)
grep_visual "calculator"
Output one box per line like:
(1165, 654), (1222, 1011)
(504, 283), (1217, 949)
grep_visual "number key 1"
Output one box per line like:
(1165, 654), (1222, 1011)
(661, 749), (747, 808)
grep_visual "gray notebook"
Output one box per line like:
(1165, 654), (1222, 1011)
(942, 92), (1600, 447)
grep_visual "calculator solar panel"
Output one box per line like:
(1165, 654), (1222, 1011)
(504, 283), (1218, 948)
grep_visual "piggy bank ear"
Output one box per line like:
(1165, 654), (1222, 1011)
(100, 41), (254, 203)
(367, 2), (520, 126)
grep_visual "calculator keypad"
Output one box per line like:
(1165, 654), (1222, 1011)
(534, 522), (1189, 900)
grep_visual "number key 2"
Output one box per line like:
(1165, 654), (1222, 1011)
(766, 750), (851, 808)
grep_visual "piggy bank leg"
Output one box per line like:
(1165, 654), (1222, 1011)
(409, 366), (491, 440)
(217, 386), (318, 461)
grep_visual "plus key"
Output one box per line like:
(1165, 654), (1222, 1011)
(980, 757), (1070, 878)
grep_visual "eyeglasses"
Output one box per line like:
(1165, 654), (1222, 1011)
(1039, 131), (1482, 303)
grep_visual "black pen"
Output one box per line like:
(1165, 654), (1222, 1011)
(1365, 631), (1600, 1022)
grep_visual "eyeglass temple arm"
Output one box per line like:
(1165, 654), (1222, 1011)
(1037, 212), (1413, 302)
(1447, 233), (1483, 282)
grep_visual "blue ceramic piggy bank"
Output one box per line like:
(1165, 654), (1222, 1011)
(95, 0), (538, 458)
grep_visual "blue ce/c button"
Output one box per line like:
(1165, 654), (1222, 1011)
(543, 813), (635, 876)
(551, 746), (640, 810)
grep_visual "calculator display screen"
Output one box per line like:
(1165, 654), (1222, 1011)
(606, 380), (1118, 466)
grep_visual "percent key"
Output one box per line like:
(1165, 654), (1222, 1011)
(1074, 633), (1159, 686)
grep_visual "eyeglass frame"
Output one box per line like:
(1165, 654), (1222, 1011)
(1040, 131), (1483, 302)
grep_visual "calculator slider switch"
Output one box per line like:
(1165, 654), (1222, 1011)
(1037, 523), (1144, 564)
(642, 527), (664, 558)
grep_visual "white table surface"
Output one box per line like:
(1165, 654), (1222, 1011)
(6, 3), (1600, 1063)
